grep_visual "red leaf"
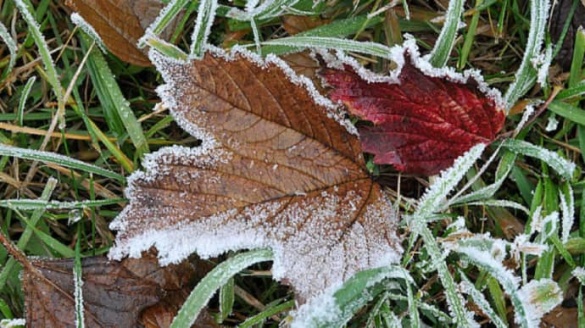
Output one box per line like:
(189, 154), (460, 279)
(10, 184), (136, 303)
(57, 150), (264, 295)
(321, 54), (505, 176)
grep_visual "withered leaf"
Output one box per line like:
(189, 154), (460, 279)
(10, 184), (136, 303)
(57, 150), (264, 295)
(109, 49), (403, 301)
(321, 45), (506, 176)
(65, 0), (179, 66)
(23, 253), (197, 327)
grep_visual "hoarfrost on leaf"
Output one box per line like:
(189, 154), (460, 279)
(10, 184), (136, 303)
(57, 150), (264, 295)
(109, 47), (402, 301)
(321, 38), (504, 175)
(516, 279), (562, 328)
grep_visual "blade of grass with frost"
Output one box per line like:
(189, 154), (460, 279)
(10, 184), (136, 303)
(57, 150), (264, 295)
(503, 0), (550, 109)
(459, 273), (507, 328)
(0, 198), (125, 210)
(261, 37), (393, 58)
(501, 139), (575, 180)
(559, 182), (574, 243)
(414, 144), (486, 219)
(141, 0), (189, 47)
(0, 144), (124, 182)
(74, 236), (85, 328)
(405, 145), (487, 327)
(227, 0), (299, 21)
(0, 178), (56, 291)
(171, 249), (273, 328)
(13, 0), (63, 102)
(0, 22), (17, 78)
(291, 266), (414, 328)
(456, 245), (561, 328)
(145, 36), (188, 61)
(450, 151), (516, 206)
(260, 15), (384, 55)
(70, 13), (106, 53)
(466, 199), (530, 215)
(18, 77), (37, 127)
(189, 0), (217, 58)
(219, 277), (234, 323)
(414, 224), (477, 327)
(427, 0), (464, 67)
(78, 33), (149, 157)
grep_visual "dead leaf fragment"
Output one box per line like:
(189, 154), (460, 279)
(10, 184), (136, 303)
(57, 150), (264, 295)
(321, 48), (505, 175)
(109, 49), (403, 301)
(65, 0), (180, 66)
(23, 254), (197, 327)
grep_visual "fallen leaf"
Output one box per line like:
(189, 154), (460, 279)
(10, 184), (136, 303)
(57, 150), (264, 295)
(109, 48), (403, 301)
(321, 48), (506, 175)
(22, 253), (198, 327)
(65, 0), (179, 66)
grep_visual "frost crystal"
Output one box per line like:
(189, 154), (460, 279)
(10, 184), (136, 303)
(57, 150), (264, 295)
(572, 267), (585, 285)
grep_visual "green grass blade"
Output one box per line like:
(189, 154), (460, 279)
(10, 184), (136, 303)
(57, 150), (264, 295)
(238, 300), (295, 328)
(189, 0), (217, 58)
(142, 0), (190, 46)
(0, 178), (57, 291)
(501, 139), (576, 180)
(503, 0), (550, 109)
(0, 198), (125, 210)
(568, 27), (585, 88)
(170, 249), (273, 328)
(261, 36), (393, 58)
(460, 273), (507, 328)
(0, 144), (125, 182)
(292, 266), (414, 327)
(260, 15), (384, 55)
(428, 0), (464, 67)
(0, 21), (17, 78)
(556, 80), (585, 100)
(145, 37), (188, 61)
(79, 33), (149, 157)
(219, 277), (235, 323)
(13, 0), (63, 102)
(548, 100), (585, 126)
(18, 76), (37, 127)
(458, 0), (482, 69)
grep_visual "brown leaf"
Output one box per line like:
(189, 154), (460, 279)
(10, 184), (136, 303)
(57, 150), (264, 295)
(65, 0), (179, 66)
(23, 253), (198, 327)
(110, 49), (403, 301)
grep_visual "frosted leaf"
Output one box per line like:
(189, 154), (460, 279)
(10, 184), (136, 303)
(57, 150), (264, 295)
(515, 279), (562, 328)
(110, 47), (403, 300)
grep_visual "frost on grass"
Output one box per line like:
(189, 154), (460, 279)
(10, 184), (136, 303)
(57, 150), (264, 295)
(110, 47), (402, 300)
(70, 12), (106, 53)
(572, 267), (585, 284)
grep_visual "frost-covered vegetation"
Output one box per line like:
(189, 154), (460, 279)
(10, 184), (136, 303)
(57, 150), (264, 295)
(0, 0), (584, 327)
